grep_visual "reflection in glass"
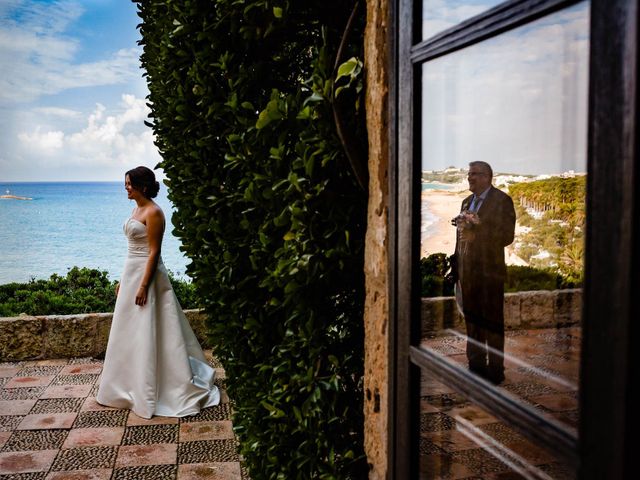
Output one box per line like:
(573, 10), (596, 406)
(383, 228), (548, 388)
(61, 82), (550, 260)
(422, 0), (504, 40)
(419, 0), (589, 434)
(419, 369), (576, 479)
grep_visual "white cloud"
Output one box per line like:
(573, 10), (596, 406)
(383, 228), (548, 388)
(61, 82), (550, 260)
(18, 128), (65, 151)
(33, 107), (82, 118)
(16, 94), (160, 172)
(0, 1), (142, 104)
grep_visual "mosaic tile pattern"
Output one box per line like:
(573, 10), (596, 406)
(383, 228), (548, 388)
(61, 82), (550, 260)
(0, 352), (241, 479)
(112, 464), (177, 480)
(16, 367), (63, 377)
(73, 410), (128, 429)
(179, 403), (232, 423)
(1, 430), (68, 452)
(177, 439), (240, 464)
(121, 425), (179, 446)
(30, 398), (84, 414)
(418, 327), (581, 478)
(51, 446), (118, 470)
(51, 374), (99, 386)
(0, 472), (47, 480)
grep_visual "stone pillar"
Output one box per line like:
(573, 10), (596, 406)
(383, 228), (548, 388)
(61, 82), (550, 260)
(364, 0), (390, 477)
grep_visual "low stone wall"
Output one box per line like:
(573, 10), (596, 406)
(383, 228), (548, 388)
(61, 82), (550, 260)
(421, 289), (582, 337)
(0, 309), (209, 362)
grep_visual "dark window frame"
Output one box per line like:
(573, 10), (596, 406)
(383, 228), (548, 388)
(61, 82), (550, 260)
(387, 0), (639, 478)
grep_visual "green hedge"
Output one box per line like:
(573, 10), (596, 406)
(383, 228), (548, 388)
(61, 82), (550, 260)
(0, 267), (199, 316)
(136, 1), (367, 478)
(420, 254), (582, 297)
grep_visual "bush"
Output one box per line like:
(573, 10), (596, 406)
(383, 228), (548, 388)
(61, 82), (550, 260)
(136, 1), (368, 478)
(0, 267), (200, 316)
(420, 256), (583, 298)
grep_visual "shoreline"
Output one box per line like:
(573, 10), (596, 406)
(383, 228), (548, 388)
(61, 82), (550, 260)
(421, 188), (467, 258)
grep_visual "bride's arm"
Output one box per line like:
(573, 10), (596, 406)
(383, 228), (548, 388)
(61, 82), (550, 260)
(135, 209), (164, 306)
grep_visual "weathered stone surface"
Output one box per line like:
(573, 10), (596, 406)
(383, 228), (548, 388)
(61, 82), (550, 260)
(93, 314), (114, 358)
(0, 310), (206, 362)
(43, 315), (98, 359)
(554, 289), (582, 326)
(421, 297), (464, 336)
(422, 290), (582, 336)
(363, 0), (390, 477)
(520, 290), (555, 328)
(0, 316), (43, 361)
(504, 293), (522, 329)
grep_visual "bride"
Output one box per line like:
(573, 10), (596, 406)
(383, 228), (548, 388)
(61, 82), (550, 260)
(97, 166), (219, 418)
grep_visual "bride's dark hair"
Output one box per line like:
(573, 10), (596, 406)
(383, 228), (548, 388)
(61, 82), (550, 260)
(126, 166), (160, 199)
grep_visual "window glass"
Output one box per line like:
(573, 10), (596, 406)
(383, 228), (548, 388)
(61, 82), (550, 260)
(419, 369), (576, 478)
(422, 0), (505, 40)
(419, 0), (589, 434)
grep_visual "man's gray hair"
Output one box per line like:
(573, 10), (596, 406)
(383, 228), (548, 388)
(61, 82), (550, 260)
(469, 161), (493, 179)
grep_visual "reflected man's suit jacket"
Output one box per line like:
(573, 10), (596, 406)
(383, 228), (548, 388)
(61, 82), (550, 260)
(453, 186), (516, 324)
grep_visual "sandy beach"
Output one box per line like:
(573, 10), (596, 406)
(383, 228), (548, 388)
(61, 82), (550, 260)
(421, 187), (468, 258)
(421, 185), (528, 265)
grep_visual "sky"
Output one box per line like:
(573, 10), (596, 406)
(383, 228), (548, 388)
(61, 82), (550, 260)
(421, 1), (590, 176)
(0, 0), (161, 182)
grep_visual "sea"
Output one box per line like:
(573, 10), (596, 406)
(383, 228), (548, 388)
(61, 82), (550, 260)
(0, 182), (190, 285)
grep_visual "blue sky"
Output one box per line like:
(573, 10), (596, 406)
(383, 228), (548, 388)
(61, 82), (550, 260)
(0, 0), (160, 181)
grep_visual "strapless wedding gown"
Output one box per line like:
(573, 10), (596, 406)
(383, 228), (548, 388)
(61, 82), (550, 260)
(96, 217), (219, 418)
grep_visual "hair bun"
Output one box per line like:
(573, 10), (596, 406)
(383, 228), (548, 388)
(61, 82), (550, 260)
(149, 180), (160, 198)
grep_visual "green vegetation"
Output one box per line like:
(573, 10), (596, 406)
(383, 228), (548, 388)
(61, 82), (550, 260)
(420, 254), (581, 298)
(0, 267), (199, 317)
(509, 176), (585, 282)
(136, 1), (367, 478)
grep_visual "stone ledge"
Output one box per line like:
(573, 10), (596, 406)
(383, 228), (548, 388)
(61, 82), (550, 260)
(421, 289), (582, 337)
(0, 309), (209, 362)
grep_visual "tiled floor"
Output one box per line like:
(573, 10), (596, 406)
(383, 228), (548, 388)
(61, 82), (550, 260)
(0, 351), (247, 480)
(418, 327), (580, 479)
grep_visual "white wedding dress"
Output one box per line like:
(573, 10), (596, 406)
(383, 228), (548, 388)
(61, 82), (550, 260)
(97, 217), (219, 418)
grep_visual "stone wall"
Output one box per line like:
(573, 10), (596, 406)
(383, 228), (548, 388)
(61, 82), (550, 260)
(363, 0), (391, 478)
(0, 309), (209, 362)
(421, 289), (582, 336)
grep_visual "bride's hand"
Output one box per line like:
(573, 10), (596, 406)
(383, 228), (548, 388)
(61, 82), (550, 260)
(115, 282), (120, 297)
(135, 285), (148, 306)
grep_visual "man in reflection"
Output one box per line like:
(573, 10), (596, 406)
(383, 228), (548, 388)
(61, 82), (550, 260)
(451, 161), (516, 384)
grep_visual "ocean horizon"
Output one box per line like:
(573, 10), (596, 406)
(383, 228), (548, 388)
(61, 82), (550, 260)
(0, 181), (190, 285)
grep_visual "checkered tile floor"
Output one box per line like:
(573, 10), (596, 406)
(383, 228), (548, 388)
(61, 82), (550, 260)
(0, 351), (248, 480)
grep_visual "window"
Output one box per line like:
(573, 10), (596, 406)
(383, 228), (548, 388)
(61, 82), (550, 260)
(389, 0), (638, 478)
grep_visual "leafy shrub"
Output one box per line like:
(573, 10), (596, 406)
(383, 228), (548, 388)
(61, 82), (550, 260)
(420, 254), (455, 297)
(136, 0), (367, 478)
(420, 255), (583, 298)
(0, 267), (200, 316)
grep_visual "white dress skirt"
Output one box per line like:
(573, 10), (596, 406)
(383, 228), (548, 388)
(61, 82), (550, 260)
(96, 217), (219, 418)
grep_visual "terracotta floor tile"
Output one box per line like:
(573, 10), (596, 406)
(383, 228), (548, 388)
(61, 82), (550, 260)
(60, 364), (103, 376)
(81, 397), (119, 412)
(0, 449), (58, 474)
(0, 367), (20, 378)
(180, 421), (234, 442)
(116, 443), (177, 467)
(41, 384), (92, 399)
(18, 412), (77, 430)
(178, 462), (242, 479)
(0, 399), (37, 415)
(63, 427), (125, 448)
(23, 359), (69, 367)
(126, 412), (179, 426)
(425, 429), (481, 452)
(220, 390), (230, 404)
(448, 405), (497, 426)
(529, 394), (578, 412)
(5, 376), (54, 388)
(0, 431), (10, 449)
(46, 469), (113, 480)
